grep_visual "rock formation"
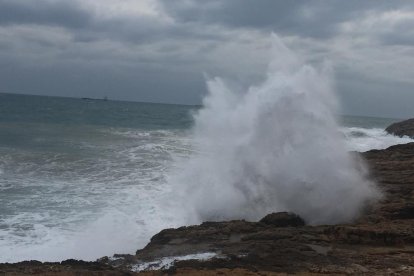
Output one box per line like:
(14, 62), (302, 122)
(386, 118), (414, 138)
(104, 142), (414, 275)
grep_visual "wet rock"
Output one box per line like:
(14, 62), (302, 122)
(385, 118), (414, 138)
(128, 143), (414, 274)
(384, 204), (414, 220)
(0, 259), (130, 275)
(259, 212), (305, 227)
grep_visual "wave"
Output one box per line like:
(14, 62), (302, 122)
(0, 128), (190, 262)
(167, 34), (380, 226)
(343, 127), (414, 152)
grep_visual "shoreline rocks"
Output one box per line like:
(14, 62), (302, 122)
(259, 212), (305, 227)
(386, 118), (414, 138)
(2, 142), (414, 275)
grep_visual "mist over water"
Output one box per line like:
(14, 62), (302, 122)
(171, 35), (380, 225)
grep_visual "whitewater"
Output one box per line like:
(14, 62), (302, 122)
(169, 35), (381, 225)
(0, 37), (413, 263)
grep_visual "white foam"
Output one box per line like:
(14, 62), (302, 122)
(168, 34), (380, 225)
(131, 252), (217, 272)
(343, 127), (414, 152)
(0, 128), (190, 263)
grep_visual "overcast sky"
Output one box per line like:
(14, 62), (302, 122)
(1, 0), (414, 118)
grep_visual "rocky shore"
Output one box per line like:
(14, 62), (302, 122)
(2, 141), (414, 275)
(386, 118), (414, 138)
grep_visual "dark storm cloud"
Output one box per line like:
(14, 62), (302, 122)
(0, 0), (170, 45)
(0, 1), (223, 48)
(1, 0), (414, 116)
(0, 0), (91, 28)
(159, 0), (411, 38)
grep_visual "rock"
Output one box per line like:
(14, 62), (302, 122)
(385, 118), (414, 138)
(383, 203), (414, 220)
(259, 212), (305, 227)
(0, 260), (128, 275)
(126, 143), (414, 274)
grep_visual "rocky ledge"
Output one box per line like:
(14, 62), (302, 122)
(2, 142), (414, 275)
(386, 118), (414, 138)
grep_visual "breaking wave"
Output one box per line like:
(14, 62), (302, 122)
(343, 127), (414, 152)
(169, 35), (380, 225)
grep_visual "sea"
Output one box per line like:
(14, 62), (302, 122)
(0, 92), (413, 263)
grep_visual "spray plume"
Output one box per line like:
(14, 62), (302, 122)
(171, 35), (380, 225)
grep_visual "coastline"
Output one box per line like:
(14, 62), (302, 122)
(2, 142), (414, 275)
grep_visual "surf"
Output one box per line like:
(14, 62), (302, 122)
(169, 34), (381, 225)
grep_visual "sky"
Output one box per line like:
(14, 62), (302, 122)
(1, 0), (414, 118)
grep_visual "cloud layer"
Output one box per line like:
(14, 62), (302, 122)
(1, 0), (414, 117)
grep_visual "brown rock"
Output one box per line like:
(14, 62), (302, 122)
(259, 212), (305, 227)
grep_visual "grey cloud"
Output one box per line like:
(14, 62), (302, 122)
(1, 0), (414, 117)
(379, 22), (414, 46)
(159, 0), (410, 38)
(0, 0), (222, 46)
(0, 0), (91, 28)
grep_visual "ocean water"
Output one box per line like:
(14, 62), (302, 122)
(0, 92), (412, 262)
(339, 115), (414, 152)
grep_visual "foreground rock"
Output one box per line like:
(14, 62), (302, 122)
(2, 142), (414, 275)
(103, 142), (414, 275)
(0, 259), (133, 276)
(385, 118), (414, 138)
(259, 212), (305, 227)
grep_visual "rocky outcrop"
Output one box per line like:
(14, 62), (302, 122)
(259, 212), (305, 227)
(101, 142), (414, 275)
(2, 142), (414, 275)
(385, 118), (414, 138)
(0, 259), (133, 276)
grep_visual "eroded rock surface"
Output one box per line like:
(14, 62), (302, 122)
(0, 259), (133, 276)
(259, 212), (305, 227)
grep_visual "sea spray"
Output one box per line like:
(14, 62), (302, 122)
(170, 35), (380, 225)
